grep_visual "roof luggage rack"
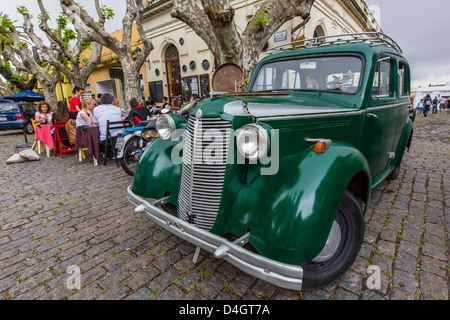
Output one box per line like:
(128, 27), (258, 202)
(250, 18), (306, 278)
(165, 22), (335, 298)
(267, 32), (403, 54)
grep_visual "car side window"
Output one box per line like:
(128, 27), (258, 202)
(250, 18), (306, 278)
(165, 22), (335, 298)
(372, 57), (392, 97)
(398, 62), (409, 97)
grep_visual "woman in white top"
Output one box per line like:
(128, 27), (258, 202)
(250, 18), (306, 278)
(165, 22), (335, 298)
(76, 98), (96, 127)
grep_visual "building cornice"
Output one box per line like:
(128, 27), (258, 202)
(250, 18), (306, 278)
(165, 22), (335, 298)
(143, 0), (173, 19)
(341, 0), (378, 31)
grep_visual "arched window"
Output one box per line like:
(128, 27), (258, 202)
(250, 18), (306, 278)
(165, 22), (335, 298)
(313, 25), (326, 42)
(165, 44), (179, 59)
(165, 44), (182, 102)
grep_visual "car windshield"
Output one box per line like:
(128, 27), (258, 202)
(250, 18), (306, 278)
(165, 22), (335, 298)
(0, 104), (19, 113)
(251, 55), (363, 94)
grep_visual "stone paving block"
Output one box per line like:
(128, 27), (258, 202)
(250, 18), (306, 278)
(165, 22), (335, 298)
(419, 272), (448, 300)
(147, 268), (180, 294)
(1, 114), (448, 300)
(124, 266), (159, 290)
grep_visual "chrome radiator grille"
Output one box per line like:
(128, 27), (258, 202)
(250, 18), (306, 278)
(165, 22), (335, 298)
(178, 116), (232, 230)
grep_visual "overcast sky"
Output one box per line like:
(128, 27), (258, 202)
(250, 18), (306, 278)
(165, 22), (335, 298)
(3, 0), (449, 89)
(3, 0), (126, 34)
(365, 0), (450, 88)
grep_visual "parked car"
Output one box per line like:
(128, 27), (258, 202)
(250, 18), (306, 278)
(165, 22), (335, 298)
(0, 102), (36, 134)
(127, 33), (414, 290)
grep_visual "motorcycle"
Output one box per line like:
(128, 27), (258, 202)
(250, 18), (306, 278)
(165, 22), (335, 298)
(116, 119), (158, 176)
(116, 102), (194, 176)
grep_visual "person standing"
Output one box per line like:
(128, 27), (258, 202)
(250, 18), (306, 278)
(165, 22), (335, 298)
(70, 86), (83, 118)
(439, 97), (445, 112)
(423, 94), (432, 117)
(417, 98), (424, 115)
(432, 96), (438, 114)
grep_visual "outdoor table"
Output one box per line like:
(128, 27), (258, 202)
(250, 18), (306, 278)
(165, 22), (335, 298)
(75, 126), (100, 165)
(34, 124), (54, 157)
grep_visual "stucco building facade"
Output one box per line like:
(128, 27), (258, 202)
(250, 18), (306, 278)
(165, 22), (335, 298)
(141, 0), (381, 104)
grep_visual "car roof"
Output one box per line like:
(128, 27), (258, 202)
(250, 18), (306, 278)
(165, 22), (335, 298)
(261, 42), (404, 63)
(260, 32), (406, 64)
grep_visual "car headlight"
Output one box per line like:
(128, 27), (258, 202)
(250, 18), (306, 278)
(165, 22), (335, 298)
(236, 124), (270, 161)
(156, 114), (176, 140)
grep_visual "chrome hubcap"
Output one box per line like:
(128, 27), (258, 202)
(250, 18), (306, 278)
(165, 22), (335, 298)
(312, 221), (342, 263)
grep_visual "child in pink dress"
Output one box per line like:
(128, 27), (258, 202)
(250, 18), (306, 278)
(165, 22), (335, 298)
(35, 101), (53, 124)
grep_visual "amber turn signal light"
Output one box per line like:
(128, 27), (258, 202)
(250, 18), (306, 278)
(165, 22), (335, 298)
(313, 139), (332, 153)
(314, 141), (327, 153)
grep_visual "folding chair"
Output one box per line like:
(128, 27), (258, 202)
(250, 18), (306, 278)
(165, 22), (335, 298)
(54, 121), (75, 157)
(103, 120), (133, 165)
(14, 128), (34, 154)
(30, 119), (44, 153)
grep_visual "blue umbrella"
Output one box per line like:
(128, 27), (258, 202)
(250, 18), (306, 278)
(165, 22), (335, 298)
(4, 90), (45, 102)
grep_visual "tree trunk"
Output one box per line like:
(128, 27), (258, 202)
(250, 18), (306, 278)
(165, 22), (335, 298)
(40, 81), (59, 108)
(171, 0), (315, 80)
(122, 62), (142, 111)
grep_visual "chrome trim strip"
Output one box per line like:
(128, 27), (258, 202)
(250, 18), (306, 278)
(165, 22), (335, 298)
(256, 102), (409, 122)
(256, 110), (363, 122)
(366, 102), (409, 111)
(128, 186), (303, 290)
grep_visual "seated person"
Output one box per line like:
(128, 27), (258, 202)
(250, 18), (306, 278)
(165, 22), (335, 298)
(93, 93), (123, 156)
(112, 98), (127, 119)
(35, 101), (53, 124)
(52, 101), (71, 146)
(76, 98), (96, 128)
(125, 98), (152, 125)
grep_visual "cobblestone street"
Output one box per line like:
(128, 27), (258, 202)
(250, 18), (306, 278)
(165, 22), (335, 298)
(0, 113), (448, 301)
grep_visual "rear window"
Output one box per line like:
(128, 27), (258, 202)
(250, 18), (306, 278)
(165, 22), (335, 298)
(21, 104), (36, 113)
(251, 55), (363, 94)
(0, 104), (19, 113)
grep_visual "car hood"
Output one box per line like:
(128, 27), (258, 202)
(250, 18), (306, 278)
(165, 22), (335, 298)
(197, 93), (361, 121)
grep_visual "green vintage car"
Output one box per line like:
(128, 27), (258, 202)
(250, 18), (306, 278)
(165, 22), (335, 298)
(127, 33), (413, 290)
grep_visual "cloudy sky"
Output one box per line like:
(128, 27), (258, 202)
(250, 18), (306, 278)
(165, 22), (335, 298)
(3, 0), (449, 89)
(365, 0), (450, 88)
(3, 0), (126, 34)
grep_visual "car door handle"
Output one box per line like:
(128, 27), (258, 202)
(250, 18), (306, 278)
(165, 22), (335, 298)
(366, 113), (379, 120)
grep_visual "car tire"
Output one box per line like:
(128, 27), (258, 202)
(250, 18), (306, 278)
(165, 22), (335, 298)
(388, 166), (400, 180)
(24, 121), (34, 134)
(301, 191), (364, 290)
(120, 136), (140, 176)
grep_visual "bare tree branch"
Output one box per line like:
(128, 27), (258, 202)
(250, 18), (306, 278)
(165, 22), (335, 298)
(33, 0), (103, 88)
(171, 0), (315, 75)
(61, 0), (153, 109)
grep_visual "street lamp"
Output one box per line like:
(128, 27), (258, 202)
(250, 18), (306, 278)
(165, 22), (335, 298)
(134, 46), (142, 55)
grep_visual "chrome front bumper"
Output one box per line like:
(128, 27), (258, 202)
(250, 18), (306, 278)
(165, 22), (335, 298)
(127, 186), (303, 290)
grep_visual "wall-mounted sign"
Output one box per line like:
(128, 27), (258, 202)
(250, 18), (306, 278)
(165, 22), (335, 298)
(274, 30), (288, 42)
(109, 68), (124, 79)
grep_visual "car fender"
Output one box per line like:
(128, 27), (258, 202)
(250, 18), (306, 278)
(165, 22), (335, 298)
(393, 117), (413, 168)
(229, 142), (371, 265)
(132, 135), (183, 202)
